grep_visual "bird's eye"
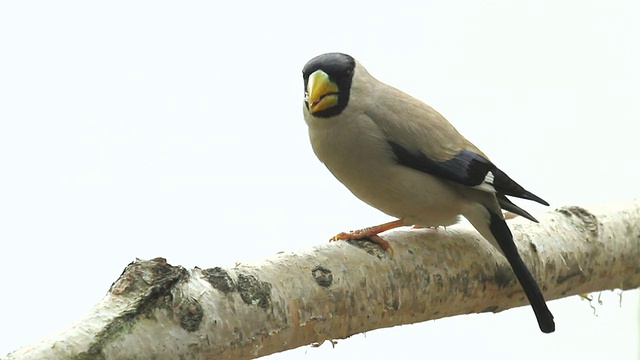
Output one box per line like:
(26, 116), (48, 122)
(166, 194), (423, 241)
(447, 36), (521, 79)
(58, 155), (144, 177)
(304, 91), (309, 103)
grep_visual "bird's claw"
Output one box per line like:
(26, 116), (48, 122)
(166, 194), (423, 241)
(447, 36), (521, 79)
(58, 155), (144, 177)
(329, 220), (405, 254)
(330, 231), (394, 254)
(330, 228), (370, 241)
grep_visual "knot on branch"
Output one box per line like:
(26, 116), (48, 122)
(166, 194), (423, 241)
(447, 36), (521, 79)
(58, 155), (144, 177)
(557, 206), (599, 236)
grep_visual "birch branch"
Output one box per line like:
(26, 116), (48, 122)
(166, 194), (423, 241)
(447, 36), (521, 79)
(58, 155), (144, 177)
(3, 200), (640, 360)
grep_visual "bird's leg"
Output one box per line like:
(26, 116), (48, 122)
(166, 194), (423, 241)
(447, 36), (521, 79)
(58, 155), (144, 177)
(330, 219), (406, 251)
(331, 219), (405, 241)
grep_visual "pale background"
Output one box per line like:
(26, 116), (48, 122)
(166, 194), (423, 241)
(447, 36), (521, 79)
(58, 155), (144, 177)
(1, 1), (638, 359)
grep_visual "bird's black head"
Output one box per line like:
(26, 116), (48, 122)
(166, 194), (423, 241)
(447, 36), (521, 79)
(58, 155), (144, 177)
(302, 53), (356, 118)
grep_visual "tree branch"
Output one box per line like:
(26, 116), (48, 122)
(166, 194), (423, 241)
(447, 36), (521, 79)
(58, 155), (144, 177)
(4, 201), (640, 359)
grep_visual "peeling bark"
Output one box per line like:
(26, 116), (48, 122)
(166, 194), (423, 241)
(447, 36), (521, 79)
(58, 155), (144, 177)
(3, 201), (640, 360)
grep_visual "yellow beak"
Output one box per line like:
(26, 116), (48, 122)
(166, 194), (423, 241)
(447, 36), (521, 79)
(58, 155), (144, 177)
(306, 70), (339, 113)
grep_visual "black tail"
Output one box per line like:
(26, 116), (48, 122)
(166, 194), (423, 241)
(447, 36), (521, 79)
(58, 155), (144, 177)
(488, 209), (555, 333)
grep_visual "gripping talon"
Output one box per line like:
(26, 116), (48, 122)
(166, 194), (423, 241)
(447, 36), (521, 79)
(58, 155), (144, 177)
(328, 219), (405, 252)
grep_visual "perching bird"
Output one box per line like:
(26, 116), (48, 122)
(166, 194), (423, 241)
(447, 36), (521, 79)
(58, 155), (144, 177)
(301, 52), (555, 333)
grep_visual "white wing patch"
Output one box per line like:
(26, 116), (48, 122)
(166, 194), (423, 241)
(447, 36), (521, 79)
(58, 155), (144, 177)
(474, 171), (496, 193)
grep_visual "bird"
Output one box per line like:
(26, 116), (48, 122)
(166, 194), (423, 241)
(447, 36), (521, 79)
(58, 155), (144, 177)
(301, 52), (555, 333)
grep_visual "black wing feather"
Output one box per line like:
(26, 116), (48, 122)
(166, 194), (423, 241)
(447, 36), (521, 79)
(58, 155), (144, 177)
(388, 142), (492, 187)
(497, 193), (539, 222)
(493, 168), (549, 205)
(388, 141), (549, 206)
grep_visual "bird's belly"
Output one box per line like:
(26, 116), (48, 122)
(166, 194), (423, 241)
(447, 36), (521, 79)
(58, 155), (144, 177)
(328, 157), (464, 228)
(309, 117), (464, 227)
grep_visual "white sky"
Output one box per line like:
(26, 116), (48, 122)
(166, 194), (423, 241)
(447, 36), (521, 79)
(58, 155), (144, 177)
(1, 1), (638, 359)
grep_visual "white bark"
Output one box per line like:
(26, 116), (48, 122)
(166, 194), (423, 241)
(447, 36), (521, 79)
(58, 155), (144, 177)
(3, 200), (640, 360)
